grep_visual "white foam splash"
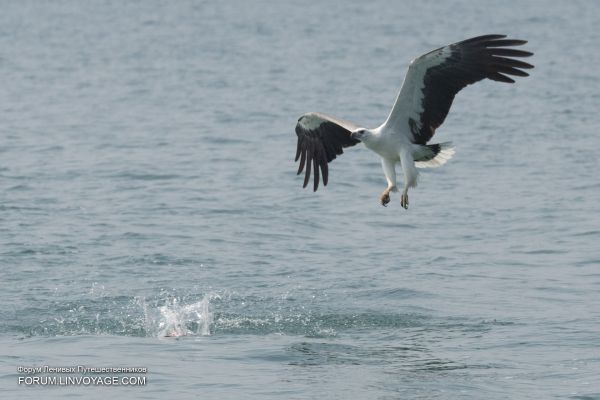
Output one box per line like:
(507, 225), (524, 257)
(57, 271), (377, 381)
(141, 294), (217, 338)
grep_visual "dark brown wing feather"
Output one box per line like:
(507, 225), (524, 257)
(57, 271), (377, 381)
(295, 112), (360, 191)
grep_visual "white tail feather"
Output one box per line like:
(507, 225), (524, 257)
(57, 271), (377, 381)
(415, 142), (455, 168)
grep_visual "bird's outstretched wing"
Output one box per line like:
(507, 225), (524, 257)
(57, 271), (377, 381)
(295, 112), (360, 191)
(383, 34), (534, 144)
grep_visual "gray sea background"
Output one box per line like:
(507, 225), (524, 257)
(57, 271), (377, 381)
(1, 0), (599, 399)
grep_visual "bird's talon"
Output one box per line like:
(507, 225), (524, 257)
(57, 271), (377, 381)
(400, 194), (409, 209)
(380, 192), (391, 207)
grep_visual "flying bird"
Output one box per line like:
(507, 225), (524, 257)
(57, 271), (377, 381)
(294, 34), (533, 209)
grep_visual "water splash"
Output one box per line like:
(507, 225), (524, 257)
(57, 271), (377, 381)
(142, 294), (216, 338)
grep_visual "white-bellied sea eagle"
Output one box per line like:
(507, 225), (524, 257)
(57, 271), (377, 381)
(294, 34), (533, 209)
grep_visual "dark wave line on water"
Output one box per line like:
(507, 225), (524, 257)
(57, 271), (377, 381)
(279, 342), (471, 371)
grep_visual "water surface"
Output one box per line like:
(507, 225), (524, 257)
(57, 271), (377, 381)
(1, 1), (600, 399)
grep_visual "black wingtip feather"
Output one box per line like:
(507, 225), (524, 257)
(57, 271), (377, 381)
(488, 72), (515, 83)
(487, 48), (533, 58)
(297, 147), (306, 175)
(490, 56), (534, 69)
(294, 138), (302, 162)
(321, 159), (328, 186)
(312, 156), (319, 192)
(486, 39), (528, 47)
(462, 34), (506, 44)
(303, 150), (312, 188)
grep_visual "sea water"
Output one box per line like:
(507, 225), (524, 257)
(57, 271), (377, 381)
(1, 1), (600, 399)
